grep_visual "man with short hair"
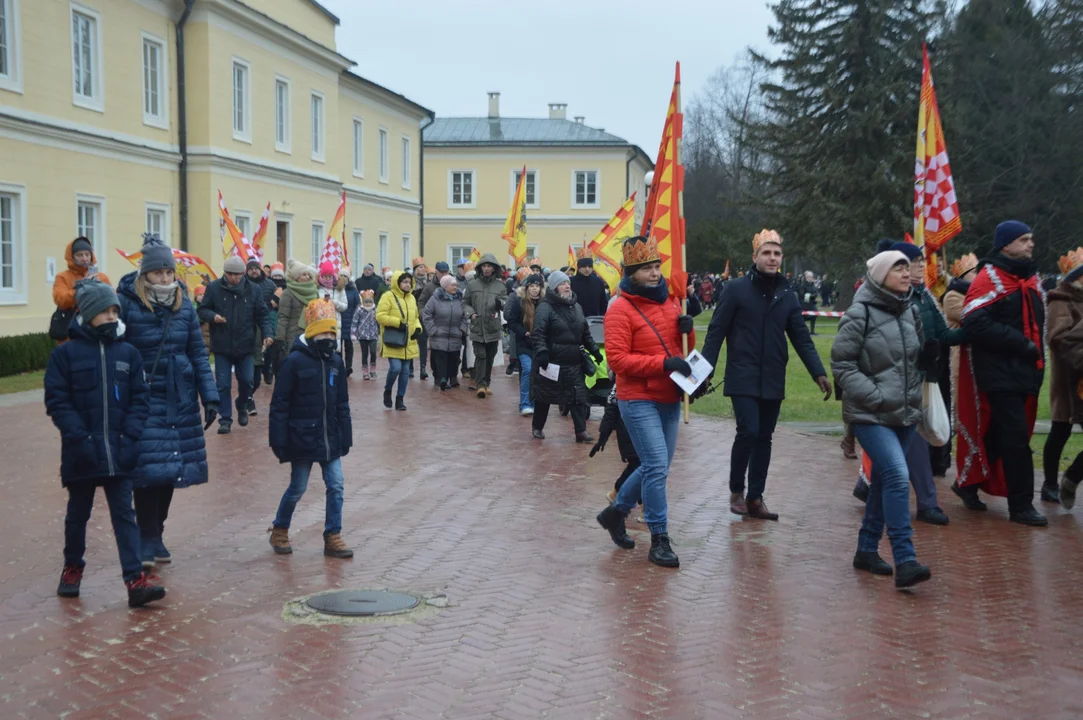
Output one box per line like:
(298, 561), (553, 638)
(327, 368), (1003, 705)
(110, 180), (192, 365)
(197, 255), (273, 434)
(570, 256), (608, 317)
(699, 230), (830, 520)
(956, 221), (1048, 526)
(463, 253), (508, 397)
(419, 261), (450, 308)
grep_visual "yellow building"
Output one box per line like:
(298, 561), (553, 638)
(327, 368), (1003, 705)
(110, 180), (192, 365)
(423, 93), (652, 270)
(0, 0), (431, 336)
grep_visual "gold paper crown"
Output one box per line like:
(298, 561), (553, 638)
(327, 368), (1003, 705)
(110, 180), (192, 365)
(412, 256), (426, 270)
(950, 253), (979, 278)
(1058, 248), (1083, 277)
(303, 298), (338, 338)
(360, 289), (375, 301)
(622, 235), (661, 268)
(576, 246), (593, 260)
(463, 261), (476, 273)
(516, 267), (531, 282)
(752, 229), (783, 253)
(526, 257), (541, 268)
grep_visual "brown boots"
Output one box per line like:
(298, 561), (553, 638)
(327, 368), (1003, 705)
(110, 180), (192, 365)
(268, 526), (292, 554)
(269, 527), (353, 558)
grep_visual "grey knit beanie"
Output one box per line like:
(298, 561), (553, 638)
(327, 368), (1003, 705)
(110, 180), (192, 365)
(223, 255), (246, 274)
(138, 233), (175, 275)
(74, 278), (120, 324)
(547, 270), (570, 289)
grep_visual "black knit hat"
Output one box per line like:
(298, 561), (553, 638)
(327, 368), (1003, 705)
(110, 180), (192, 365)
(138, 233), (175, 275)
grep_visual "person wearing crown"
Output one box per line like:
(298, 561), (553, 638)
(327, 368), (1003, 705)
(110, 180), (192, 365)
(938, 253), (979, 479)
(1041, 249), (1083, 509)
(955, 221), (1047, 526)
(698, 229), (830, 521)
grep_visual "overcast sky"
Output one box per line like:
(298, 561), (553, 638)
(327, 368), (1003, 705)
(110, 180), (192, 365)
(321, 0), (775, 153)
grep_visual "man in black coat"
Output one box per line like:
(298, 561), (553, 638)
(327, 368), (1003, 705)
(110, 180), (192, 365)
(197, 255), (273, 433)
(957, 221), (1047, 526)
(570, 257), (609, 317)
(246, 259), (279, 398)
(699, 230), (830, 520)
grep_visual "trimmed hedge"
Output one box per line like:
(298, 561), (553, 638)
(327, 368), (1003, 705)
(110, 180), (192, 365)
(0, 333), (55, 378)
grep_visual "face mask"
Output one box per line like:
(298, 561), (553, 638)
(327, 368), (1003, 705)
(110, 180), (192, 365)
(311, 338), (336, 359)
(91, 321), (120, 341)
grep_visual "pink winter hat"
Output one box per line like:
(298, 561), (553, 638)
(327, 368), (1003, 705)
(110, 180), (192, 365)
(318, 261), (336, 277)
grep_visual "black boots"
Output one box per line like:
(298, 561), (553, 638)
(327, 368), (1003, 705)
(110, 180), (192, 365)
(648, 534), (679, 568)
(951, 481), (987, 511)
(1009, 505), (1048, 527)
(395, 395), (407, 411)
(126, 573), (167, 608)
(894, 561), (931, 589)
(596, 505), (635, 549)
(1040, 482), (1061, 504)
(853, 551), (893, 576)
(383, 388), (393, 409)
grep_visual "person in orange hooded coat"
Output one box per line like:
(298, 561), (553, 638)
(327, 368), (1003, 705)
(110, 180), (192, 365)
(52, 238), (112, 341)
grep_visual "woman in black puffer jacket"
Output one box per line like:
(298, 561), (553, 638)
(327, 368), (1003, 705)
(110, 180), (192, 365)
(531, 271), (602, 442)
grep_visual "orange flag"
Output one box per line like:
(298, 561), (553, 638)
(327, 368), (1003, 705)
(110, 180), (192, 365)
(218, 191), (254, 262)
(643, 63), (686, 299)
(251, 202), (271, 262)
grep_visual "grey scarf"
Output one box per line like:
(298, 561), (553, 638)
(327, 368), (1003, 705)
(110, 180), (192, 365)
(147, 281), (179, 307)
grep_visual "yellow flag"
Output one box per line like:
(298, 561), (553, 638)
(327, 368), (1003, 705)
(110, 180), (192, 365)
(588, 194), (637, 293)
(502, 165), (528, 264)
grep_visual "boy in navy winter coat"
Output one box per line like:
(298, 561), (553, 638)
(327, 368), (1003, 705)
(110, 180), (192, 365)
(268, 299), (354, 558)
(44, 279), (167, 608)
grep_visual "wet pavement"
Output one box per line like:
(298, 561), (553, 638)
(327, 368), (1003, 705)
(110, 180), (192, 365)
(2, 369), (1082, 719)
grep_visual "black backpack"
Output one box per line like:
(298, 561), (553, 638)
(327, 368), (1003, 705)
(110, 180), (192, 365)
(48, 306), (75, 341)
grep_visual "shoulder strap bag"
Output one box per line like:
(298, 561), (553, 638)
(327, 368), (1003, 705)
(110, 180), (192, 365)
(382, 294), (409, 348)
(624, 297), (674, 359)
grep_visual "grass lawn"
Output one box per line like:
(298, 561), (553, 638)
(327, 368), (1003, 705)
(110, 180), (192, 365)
(687, 316), (1083, 472)
(0, 370), (45, 395)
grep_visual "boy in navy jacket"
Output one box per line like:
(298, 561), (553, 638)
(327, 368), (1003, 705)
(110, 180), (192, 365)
(44, 279), (166, 608)
(268, 299), (353, 558)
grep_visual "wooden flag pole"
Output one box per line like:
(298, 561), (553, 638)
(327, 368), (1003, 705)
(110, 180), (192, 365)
(675, 66), (690, 425)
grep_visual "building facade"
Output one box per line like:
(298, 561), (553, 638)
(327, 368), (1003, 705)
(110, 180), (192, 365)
(423, 94), (652, 270)
(0, 0), (431, 337)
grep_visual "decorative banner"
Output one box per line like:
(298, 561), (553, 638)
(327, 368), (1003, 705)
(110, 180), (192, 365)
(468, 247), (482, 263)
(643, 63), (687, 300)
(217, 191), (256, 262)
(588, 193), (637, 293)
(251, 202), (271, 262)
(567, 244), (576, 270)
(914, 44), (961, 289)
(502, 165), (528, 265)
(319, 191), (348, 274)
(117, 247), (217, 292)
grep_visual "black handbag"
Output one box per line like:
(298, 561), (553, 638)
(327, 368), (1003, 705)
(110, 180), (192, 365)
(48, 307), (75, 341)
(579, 346), (597, 377)
(382, 294), (409, 348)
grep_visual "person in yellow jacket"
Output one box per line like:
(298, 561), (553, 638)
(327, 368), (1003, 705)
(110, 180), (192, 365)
(376, 270), (421, 411)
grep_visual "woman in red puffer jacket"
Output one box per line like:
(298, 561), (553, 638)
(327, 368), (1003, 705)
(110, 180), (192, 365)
(596, 236), (695, 569)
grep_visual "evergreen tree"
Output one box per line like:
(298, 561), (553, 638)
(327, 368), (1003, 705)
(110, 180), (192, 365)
(746, 0), (941, 298)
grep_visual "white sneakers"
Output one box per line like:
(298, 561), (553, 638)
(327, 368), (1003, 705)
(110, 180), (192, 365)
(520, 408), (534, 416)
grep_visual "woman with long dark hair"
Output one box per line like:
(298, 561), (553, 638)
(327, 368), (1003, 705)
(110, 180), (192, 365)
(504, 274), (545, 415)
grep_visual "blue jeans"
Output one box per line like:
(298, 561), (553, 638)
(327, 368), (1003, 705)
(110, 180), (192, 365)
(384, 357), (410, 397)
(851, 423), (917, 565)
(614, 400), (681, 536)
(730, 396), (782, 501)
(65, 477), (144, 583)
(518, 353), (533, 411)
(273, 459), (344, 536)
(214, 353), (254, 422)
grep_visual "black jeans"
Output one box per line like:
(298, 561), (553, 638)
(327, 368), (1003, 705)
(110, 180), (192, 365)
(133, 485), (175, 539)
(342, 338), (354, 373)
(614, 459), (641, 491)
(984, 392), (1036, 513)
(534, 402), (586, 434)
(359, 339), (378, 368)
(928, 353), (953, 476)
(730, 396), (782, 501)
(1043, 421), (1083, 487)
(65, 478), (144, 583)
(430, 348), (460, 383)
(472, 340), (500, 387)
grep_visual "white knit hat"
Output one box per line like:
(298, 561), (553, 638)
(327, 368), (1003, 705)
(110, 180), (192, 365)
(866, 251), (911, 286)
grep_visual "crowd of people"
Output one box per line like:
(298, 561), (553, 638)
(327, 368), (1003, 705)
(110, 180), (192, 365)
(41, 216), (1077, 606)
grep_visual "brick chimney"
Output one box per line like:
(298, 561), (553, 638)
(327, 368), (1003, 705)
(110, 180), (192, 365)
(548, 103), (567, 120)
(488, 92), (500, 118)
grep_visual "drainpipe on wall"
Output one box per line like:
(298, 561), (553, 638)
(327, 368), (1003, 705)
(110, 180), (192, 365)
(418, 112), (435, 257)
(626, 150), (634, 199)
(176, 0), (195, 251)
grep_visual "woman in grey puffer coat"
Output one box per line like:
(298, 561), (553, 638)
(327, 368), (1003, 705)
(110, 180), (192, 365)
(831, 250), (936, 590)
(422, 275), (469, 390)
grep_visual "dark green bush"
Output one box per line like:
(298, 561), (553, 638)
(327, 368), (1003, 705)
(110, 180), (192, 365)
(0, 333), (55, 377)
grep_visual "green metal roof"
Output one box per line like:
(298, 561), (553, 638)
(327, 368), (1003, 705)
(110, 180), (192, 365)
(424, 117), (632, 146)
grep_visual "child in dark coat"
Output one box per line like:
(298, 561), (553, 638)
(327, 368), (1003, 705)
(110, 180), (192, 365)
(44, 279), (166, 608)
(590, 384), (641, 503)
(268, 299), (354, 558)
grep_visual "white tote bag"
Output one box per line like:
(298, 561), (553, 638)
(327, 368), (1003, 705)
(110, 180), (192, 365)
(917, 381), (951, 447)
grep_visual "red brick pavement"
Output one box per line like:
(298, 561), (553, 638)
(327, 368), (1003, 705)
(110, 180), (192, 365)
(2, 371), (1083, 719)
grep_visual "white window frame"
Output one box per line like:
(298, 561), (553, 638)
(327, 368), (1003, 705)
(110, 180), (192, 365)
(351, 229), (363, 270)
(511, 168), (540, 210)
(310, 91), (325, 162)
(75, 193), (107, 273)
(571, 169), (601, 209)
(447, 245), (472, 268)
(70, 3), (104, 112)
(401, 234), (411, 268)
(144, 202), (170, 244)
(0, 182), (27, 305)
(233, 210), (252, 242)
(448, 169), (476, 209)
(378, 232), (389, 269)
(352, 117), (364, 178)
(141, 32), (167, 129)
(0, 0), (24, 95)
(401, 136), (411, 190)
(311, 222), (324, 265)
(274, 75), (291, 154)
(378, 128), (389, 183)
(231, 56), (251, 143)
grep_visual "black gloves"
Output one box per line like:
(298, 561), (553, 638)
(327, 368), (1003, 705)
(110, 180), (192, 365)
(916, 340), (940, 377)
(591, 349), (603, 364)
(494, 299), (503, 313)
(203, 402), (219, 430)
(589, 438), (607, 457)
(691, 377), (712, 400)
(411, 327), (422, 340)
(677, 315), (694, 334)
(1023, 341), (1042, 362)
(663, 356), (693, 377)
(536, 350), (550, 370)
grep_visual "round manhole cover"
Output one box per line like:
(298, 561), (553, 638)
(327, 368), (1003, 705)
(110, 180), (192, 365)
(305, 590), (420, 617)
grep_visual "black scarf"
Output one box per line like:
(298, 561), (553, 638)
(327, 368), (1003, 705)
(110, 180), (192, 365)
(618, 275), (669, 304)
